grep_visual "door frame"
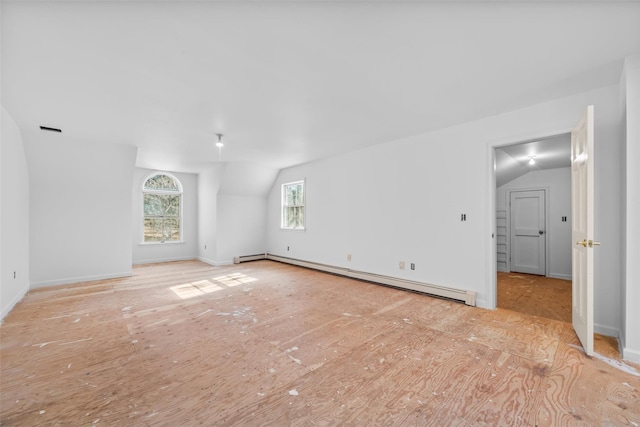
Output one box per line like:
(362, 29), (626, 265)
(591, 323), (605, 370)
(506, 187), (550, 276)
(485, 128), (572, 310)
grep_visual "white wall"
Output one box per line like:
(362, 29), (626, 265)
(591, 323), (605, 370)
(197, 165), (225, 265)
(131, 168), (198, 265)
(497, 167), (572, 280)
(22, 130), (137, 287)
(214, 162), (274, 263)
(1, 107), (30, 319)
(267, 84), (622, 338)
(216, 195), (267, 263)
(621, 55), (640, 363)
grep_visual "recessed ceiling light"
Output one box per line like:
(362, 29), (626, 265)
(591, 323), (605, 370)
(40, 126), (62, 133)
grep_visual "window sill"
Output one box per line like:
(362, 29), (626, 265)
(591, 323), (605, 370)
(280, 228), (306, 232)
(139, 241), (186, 246)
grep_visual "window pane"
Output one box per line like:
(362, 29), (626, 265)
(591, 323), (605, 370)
(144, 218), (164, 242)
(284, 206), (304, 229)
(144, 194), (180, 217)
(166, 218), (181, 241)
(285, 183), (304, 206)
(144, 174), (180, 191)
(144, 218), (181, 242)
(282, 181), (305, 229)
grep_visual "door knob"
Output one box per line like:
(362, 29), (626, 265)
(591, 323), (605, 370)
(576, 239), (587, 247)
(588, 240), (601, 248)
(539, 230), (544, 235)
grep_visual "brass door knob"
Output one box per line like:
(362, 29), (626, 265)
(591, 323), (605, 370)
(576, 239), (587, 247)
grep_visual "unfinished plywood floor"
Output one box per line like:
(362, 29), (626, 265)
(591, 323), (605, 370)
(497, 271), (622, 360)
(1, 260), (639, 425)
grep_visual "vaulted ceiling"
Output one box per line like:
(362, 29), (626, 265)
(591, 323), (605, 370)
(2, 1), (639, 173)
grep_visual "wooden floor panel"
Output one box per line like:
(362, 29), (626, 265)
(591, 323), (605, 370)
(2, 260), (639, 425)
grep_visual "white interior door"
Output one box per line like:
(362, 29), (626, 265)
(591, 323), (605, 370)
(572, 105), (596, 356)
(510, 190), (546, 275)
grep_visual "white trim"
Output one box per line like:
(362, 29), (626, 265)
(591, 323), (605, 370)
(281, 179), (306, 230)
(266, 254), (477, 306)
(485, 144), (497, 309)
(1, 284), (29, 321)
(595, 323), (620, 339)
(132, 255), (195, 265)
(548, 273), (572, 281)
(622, 348), (640, 365)
(234, 254), (268, 264)
(197, 256), (234, 267)
(486, 127), (573, 310)
(138, 240), (186, 246)
(30, 271), (133, 289)
(141, 171), (184, 244)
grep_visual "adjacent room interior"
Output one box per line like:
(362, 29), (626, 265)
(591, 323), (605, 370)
(1, 1), (640, 425)
(495, 136), (573, 322)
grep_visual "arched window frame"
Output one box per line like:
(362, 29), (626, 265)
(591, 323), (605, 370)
(141, 172), (183, 244)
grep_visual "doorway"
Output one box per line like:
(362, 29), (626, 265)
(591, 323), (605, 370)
(494, 134), (572, 323)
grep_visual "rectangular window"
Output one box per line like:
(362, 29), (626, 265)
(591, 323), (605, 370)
(281, 180), (305, 230)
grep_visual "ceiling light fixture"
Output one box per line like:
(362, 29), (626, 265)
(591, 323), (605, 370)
(215, 133), (224, 161)
(528, 156), (536, 166)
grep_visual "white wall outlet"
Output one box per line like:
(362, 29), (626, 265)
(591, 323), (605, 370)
(347, 254), (352, 261)
(399, 261), (405, 270)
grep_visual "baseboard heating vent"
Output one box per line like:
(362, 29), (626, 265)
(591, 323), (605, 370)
(233, 254), (268, 264)
(265, 254), (476, 307)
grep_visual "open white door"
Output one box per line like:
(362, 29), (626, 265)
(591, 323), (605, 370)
(571, 105), (597, 356)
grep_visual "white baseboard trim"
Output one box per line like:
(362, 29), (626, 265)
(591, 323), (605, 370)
(475, 299), (491, 310)
(548, 273), (572, 280)
(197, 257), (234, 267)
(30, 271), (133, 289)
(132, 256), (196, 265)
(1, 284), (29, 321)
(234, 253), (268, 264)
(595, 324), (620, 339)
(622, 347), (640, 364)
(264, 254), (476, 306)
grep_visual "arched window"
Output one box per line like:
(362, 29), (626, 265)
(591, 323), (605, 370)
(142, 173), (182, 243)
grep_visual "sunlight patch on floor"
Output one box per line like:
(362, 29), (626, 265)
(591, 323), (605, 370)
(170, 274), (258, 299)
(213, 273), (258, 287)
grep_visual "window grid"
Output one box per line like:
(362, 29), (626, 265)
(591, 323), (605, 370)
(143, 173), (182, 243)
(281, 181), (305, 230)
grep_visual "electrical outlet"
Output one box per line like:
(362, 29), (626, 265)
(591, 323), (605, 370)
(347, 254), (352, 261)
(410, 263), (415, 270)
(399, 261), (405, 270)
(287, 246), (290, 251)
(204, 244), (207, 250)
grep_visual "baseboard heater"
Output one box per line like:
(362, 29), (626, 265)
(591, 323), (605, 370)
(233, 253), (476, 307)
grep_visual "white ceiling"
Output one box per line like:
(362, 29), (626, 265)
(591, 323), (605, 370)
(2, 1), (639, 173)
(495, 134), (571, 187)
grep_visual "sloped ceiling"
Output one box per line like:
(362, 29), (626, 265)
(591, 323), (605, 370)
(1, 1), (639, 173)
(496, 134), (571, 188)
